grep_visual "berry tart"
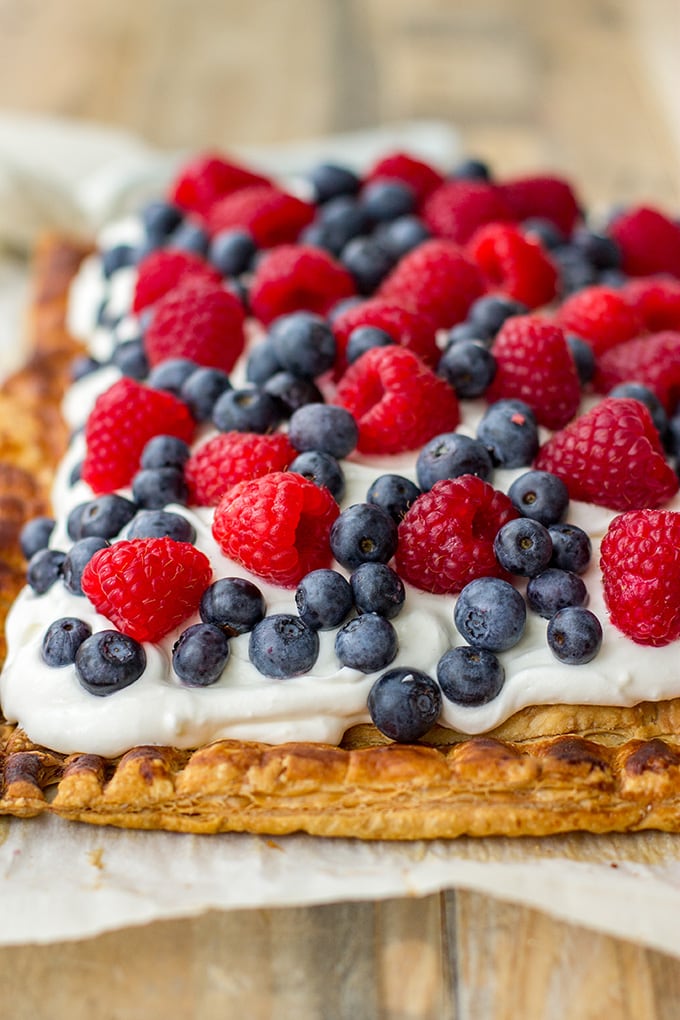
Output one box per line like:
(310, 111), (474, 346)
(3, 151), (680, 837)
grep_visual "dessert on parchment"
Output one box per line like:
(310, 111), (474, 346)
(2, 150), (680, 837)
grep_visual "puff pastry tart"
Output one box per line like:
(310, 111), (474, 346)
(3, 151), (680, 838)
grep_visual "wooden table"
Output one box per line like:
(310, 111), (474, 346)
(0, 1), (679, 1015)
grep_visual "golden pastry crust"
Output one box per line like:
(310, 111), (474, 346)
(2, 236), (680, 838)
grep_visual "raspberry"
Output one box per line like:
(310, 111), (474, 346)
(206, 186), (315, 248)
(621, 277), (680, 331)
(333, 346), (460, 455)
(132, 250), (221, 314)
(249, 245), (355, 325)
(168, 152), (271, 217)
(364, 151), (445, 204)
(421, 180), (514, 244)
(212, 471), (339, 587)
(378, 239), (486, 329)
(601, 510), (680, 645)
(486, 316), (581, 430)
(81, 538), (212, 643)
(330, 297), (439, 375)
(396, 475), (518, 594)
(595, 330), (680, 413)
(144, 282), (245, 373)
(498, 174), (581, 237)
(185, 431), (296, 506)
(555, 285), (644, 357)
(535, 397), (678, 511)
(82, 378), (195, 495)
(467, 223), (558, 309)
(608, 206), (680, 279)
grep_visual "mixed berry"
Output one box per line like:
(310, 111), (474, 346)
(20, 146), (680, 743)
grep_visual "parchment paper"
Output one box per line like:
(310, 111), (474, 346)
(1, 115), (680, 953)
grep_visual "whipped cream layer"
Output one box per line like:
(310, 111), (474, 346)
(2, 222), (680, 757)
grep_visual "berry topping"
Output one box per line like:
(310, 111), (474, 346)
(498, 174), (582, 237)
(141, 435), (191, 471)
(127, 509), (196, 544)
(27, 549), (65, 594)
(335, 613), (398, 672)
(595, 331), (680, 414)
(600, 510), (680, 645)
(82, 378), (195, 496)
(331, 297), (439, 373)
(507, 470), (570, 526)
(416, 432), (493, 490)
(437, 340), (497, 399)
(437, 646), (505, 706)
(366, 474), (422, 524)
(396, 474), (517, 594)
(350, 562), (405, 619)
(295, 569), (353, 631)
(289, 451), (345, 501)
(346, 325), (395, 364)
(185, 431), (295, 506)
(169, 152), (271, 217)
(249, 245), (355, 325)
(329, 502), (398, 571)
(144, 281), (246, 374)
(75, 630), (147, 696)
(608, 206), (680, 279)
(268, 312), (337, 379)
(467, 222), (558, 308)
(334, 346), (460, 455)
(200, 577), (266, 636)
(535, 397), (678, 511)
(476, 399), (539, 468)
(548, 523), (592, 574)
(41, 617), (92, 668)
(212, 386), (284, 434)
(526, 568), (588, 619)
(421, 180), (513, 244)
(249, 614), (319, 678)
(364, 151), (444, 204)
(19, 516), (55, 560)
(206, 185), (315, 248)
(288, 403), (358, 459)
(307, 162), (361, 204)
(493, 518), (553, 577)
(132, 249), (221, 314)
(621, 277), (680, 332)
(547, 607), (603, 664)
(63, 537), (110, 596)
(367, 668), (441, 743)
(454, 576), (526, 651)
(172, 623), (230, 687)
(466, 294), (528, 339)
(81, 538), (212, 643)
(555, 285), (643, 357)
(340, 236), (395, 295)
(147, 357), (198, 395)
(212, 472), (339, 588)
(131, 466), (189, 509)
(208, 229), (257, 277)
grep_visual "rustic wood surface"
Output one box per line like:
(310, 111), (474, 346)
(0, 0), (680, 1016)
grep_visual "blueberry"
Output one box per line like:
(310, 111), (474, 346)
(446, 321), (492, 346)
(19, 516), (55, 560)
(181, 367), (232, 422)
(132, 467), (188, 509)
(565, 333), (596, 386)
(350, 562), (405, 619)
(476, 399), (539, 467)
(572, 227), (621, 270)
(27, 548), (66, 594)
(249, 614), (319, 678)
(168, 220), (210, 256)
(373, 215), (430, 260)
(367, 668), (441, 742)
(75, 630), (146, 696)
(508, 470), (569, 526)
(450, 157), (492, 182)
(63, 538), (109, 595)
(212, 386), (283, 434)
(71, 355), (101, 381)
(416, 432), (493, 490)
(330, 503), (399, 570)
(437, 646), (505, 706)
(340, 237), (394, 295)
(360, 180), (416, 223)
(209, 229), (257, 276)
(263, 372), (324, 416)
(609, 383), (668, 437)
(547, 606), (603, 664)
(335, 613), (398, 672)
(454, 577), (526, 651)
(548, 523), (592, 574)
(526, 568), (588, 619)
(78, 494), (138, 539)
(141, 434), (191, 470)
(521, 218), (565, 250)
(288, 403), (358, 459)
(295, 569), (353, 630)
(311, 197), (369, 255)
(127, 509), (196, 543)
(366, 473), (421, 523)
(172, 623), (230, 686)
(289, 450), (345, 501)
(111, 339), (150, 380)
(101, 243), (136, 278)
(141, 199), (183, 243)
(67, 502), (88, 541)
(41, 617), (92, 667)
(200, 577), (266, 636)
(493, 518), (553, 577)
(468, 295), (528, 337)
(308, 162), (361, 204)
(346, 325), (394, 365)
(269, 313), (336, 379)
(245, 340), (283, 385)
(437, 341), (496, 398)
(147, 358), (198, 396)
(598, 268), (627, 289)
(553, 245), (598, 295)
(327, 295), (363, 324)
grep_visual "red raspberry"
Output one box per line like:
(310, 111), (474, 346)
(421, 180), (514, 244)
(498, 174), (581, 237)
(595, 331), (680, 413)
(333, 346), (459, 455)
(467, 223), (558, 309)
(608, 206), (680, 279)
(621, 277), (680, 331)
(82, 538), (212, 643)
(206, 185), (314, 248)
(601, 510), (680, 646)
(168, 152), (271, 217)
(185, 432), (296, 506)
(378, 239), (486, 329)
(249, 244), (355, 326)
(486, 316), (580, 430)
(212, 471), (339, 588)
(396, 475), (518, 594)
(331, 298), (439, 375)
(364, 151), (445, 204)
(555, 285), (644, 357)
(144, 281), (245, 373)
(132, 250), (221, 314)
(82, 378), (195, 495)
(535, 397), (678, 511)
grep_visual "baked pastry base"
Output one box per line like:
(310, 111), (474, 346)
(2, 236), (680, 838)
